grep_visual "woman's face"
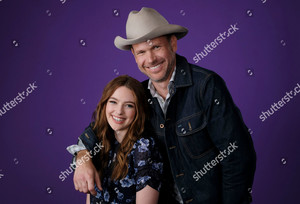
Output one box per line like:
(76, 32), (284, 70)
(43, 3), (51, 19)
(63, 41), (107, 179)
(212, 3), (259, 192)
(106, 86), (136, 138)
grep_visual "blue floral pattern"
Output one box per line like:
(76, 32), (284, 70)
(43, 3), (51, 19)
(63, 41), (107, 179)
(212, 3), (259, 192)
(90, 136), (163, 204)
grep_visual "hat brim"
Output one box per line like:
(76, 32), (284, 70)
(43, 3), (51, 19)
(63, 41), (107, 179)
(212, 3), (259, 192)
(114, 24), (188, 51)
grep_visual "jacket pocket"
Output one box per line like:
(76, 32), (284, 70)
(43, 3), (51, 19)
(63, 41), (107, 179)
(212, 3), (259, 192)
(176, 112), (207, 136)
(176, 112), (215, 159)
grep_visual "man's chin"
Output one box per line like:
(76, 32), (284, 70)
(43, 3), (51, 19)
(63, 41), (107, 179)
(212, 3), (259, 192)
(150, 76), (168, 83)
(149, 69), (173, 83)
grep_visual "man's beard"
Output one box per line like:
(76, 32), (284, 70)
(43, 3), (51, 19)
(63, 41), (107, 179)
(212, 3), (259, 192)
(152, 56), (175, 83)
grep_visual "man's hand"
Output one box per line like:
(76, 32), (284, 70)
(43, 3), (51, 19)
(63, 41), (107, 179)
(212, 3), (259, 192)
(73, 150), (102, 196)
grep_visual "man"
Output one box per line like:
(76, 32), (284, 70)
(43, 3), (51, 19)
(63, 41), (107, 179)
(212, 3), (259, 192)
(69, 7), (256, 203)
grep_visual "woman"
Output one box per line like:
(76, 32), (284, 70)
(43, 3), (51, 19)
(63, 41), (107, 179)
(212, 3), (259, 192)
(87, 75), (163, 204)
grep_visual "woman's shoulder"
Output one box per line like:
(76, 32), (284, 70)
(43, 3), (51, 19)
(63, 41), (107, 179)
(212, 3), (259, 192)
(132, 136), (157, 152)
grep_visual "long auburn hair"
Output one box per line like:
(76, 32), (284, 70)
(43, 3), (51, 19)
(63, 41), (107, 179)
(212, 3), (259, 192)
(92, 75), (148, 180)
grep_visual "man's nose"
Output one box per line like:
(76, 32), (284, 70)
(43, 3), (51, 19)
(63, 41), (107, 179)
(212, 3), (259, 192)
(147, 51), (156, 64)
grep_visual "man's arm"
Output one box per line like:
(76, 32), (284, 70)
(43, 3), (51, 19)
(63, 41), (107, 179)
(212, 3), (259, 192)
(73, 149), (102, 195)
(70, 123), (102, 196)
(201, 73), (256, 204)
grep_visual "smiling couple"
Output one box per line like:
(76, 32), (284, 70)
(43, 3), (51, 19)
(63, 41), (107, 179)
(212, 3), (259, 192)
(67, 7), (256, 204)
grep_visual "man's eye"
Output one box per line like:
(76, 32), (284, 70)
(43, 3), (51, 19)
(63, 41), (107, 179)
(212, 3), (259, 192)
(154, 46), (160, 49)
(137, 51), (145, 55)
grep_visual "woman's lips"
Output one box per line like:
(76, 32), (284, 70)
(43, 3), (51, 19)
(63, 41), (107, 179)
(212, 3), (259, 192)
(112, 115), (125, 124)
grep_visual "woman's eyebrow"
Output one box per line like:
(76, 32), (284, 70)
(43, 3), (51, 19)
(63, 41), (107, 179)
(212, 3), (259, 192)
(109, 97), (135, 104)
(125, 101), (135, 104)
(123, 100), (135, 104)
(109, 97), (118, 101)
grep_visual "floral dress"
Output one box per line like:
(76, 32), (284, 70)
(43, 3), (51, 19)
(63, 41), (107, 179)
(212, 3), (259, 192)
(90, 136), (163, 204)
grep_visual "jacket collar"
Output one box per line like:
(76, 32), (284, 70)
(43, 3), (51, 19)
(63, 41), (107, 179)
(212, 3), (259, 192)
(174, 54), (192, 88)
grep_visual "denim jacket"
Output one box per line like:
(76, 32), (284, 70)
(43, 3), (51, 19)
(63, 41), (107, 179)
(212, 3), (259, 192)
(79, 54), (256, 204)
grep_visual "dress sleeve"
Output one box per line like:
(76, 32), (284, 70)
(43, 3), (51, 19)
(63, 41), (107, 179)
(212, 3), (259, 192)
(133, 137), (163, 192)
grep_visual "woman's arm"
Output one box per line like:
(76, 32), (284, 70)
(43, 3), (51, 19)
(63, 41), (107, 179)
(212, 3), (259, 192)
(136, 185), (159, 204)
(133, 137), (163, 204)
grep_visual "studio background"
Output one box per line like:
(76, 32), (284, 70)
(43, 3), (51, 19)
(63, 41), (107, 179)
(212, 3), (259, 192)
(0, 0), (299, 203)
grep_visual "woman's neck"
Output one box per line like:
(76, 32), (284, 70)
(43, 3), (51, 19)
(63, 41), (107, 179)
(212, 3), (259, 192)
(114, 130), (127, 143)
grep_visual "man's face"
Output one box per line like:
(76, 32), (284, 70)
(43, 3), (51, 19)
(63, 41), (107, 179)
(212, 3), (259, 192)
(131, 35), (177, 83)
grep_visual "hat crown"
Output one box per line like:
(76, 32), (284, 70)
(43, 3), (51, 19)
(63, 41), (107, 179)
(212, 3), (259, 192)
(114, 7), (188, 50)
(126, 7), (169, 39)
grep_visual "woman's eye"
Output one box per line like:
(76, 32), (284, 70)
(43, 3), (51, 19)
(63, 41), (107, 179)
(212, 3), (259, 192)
(109, 100), (116, 104)
(154, 46), (160, 49)
(126, 104), (134, 108)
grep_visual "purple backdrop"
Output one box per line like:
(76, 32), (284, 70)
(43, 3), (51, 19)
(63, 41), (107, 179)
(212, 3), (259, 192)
(0, 0), (299, 203)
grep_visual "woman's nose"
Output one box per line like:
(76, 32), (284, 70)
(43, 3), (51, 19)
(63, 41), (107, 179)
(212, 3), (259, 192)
(116, 105), (124, 115)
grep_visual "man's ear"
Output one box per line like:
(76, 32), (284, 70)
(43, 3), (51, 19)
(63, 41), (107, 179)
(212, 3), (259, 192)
(131, 47), (135, 56)
(131, 47), (138, 63)
(170, 35), (178, 52)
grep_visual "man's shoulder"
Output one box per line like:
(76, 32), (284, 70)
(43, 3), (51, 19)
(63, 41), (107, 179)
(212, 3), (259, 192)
(141, 79), (149, 90)
(190, 63), (215, 75)
(189, 63), (227, 89)
(177, 54), (218, 81)
(141, 79), (149, 84)
(189, 64), (217, 82)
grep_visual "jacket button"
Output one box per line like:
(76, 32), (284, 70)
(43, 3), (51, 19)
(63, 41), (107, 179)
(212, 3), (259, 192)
(185, 199), (193, 203)
(169, 146), (176, 150)
(181, 187), (186, 193)
(160, 124), (164, 128)
(176, 173), (184, 177)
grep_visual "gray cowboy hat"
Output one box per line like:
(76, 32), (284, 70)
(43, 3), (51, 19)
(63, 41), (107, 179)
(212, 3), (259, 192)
(114, 7), (188, 50)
